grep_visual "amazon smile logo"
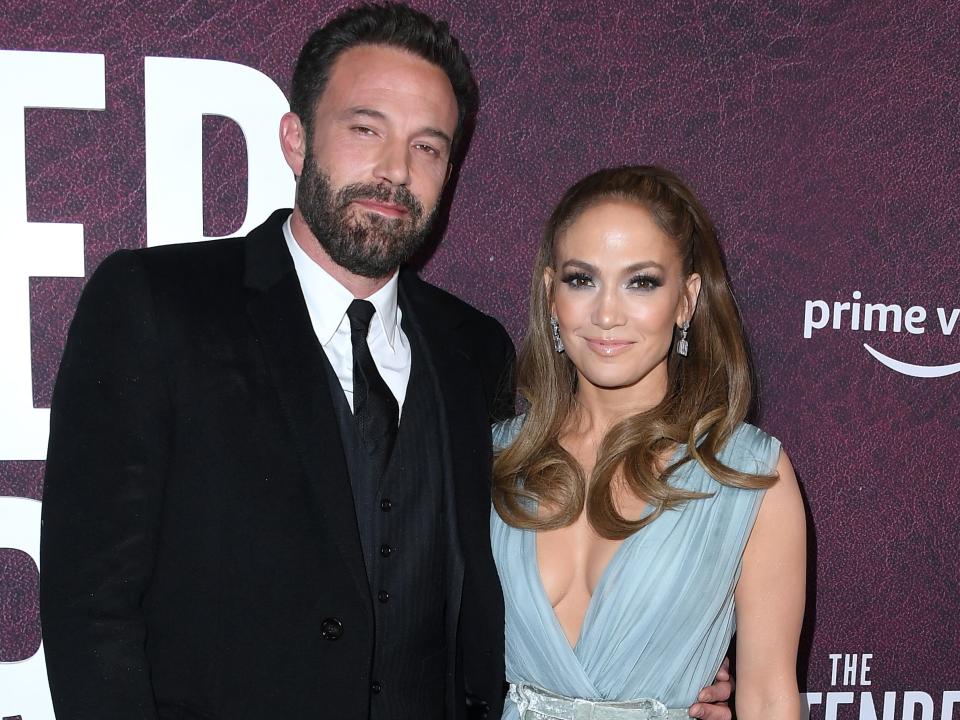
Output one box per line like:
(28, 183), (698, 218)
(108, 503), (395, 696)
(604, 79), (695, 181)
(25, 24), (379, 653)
(803, 291), (960, 378)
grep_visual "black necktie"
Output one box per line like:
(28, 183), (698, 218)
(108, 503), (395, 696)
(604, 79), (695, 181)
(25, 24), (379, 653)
(347, 299), (399, 480)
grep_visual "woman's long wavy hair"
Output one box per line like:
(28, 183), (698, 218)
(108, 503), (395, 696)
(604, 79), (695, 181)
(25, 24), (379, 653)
(493, 165), (776, 540)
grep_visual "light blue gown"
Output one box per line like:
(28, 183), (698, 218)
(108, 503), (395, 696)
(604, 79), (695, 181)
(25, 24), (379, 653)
(490, 418), (781, 719)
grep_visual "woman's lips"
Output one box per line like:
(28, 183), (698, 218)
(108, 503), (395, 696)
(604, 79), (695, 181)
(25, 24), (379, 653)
(352, 199), (409, 218)
(584, 338), (634, 356)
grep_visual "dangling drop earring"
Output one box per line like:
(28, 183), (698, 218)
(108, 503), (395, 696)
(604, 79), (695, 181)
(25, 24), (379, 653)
(551, 316), (565, 353)
(676, 320), (690, 357)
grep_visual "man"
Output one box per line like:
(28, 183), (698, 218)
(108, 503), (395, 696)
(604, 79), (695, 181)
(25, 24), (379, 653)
(40, 3), (734, 719)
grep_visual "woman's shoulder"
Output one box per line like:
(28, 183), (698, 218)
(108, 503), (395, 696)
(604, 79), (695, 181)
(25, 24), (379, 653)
(491, 413), (526, 451)
(718, 422), (782, 475)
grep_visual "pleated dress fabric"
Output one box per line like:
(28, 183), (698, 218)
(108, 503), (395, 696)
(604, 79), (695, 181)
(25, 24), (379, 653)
(490, 418), (781, 719)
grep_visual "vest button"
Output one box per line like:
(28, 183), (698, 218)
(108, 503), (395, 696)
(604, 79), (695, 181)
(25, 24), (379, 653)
(371, 680), (382, 694)
(380, 498), (392, 511)
(319, 617), (343, 641)
(379, 544), (393, 557)
(377, 590), (390, 603)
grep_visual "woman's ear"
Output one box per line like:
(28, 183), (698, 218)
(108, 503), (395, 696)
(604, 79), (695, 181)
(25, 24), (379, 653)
(543, 266), (556, 316)
(680, 272), (702, 324)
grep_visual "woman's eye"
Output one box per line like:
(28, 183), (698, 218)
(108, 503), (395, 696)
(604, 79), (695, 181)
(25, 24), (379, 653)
(628, 274), (662, 290)
(561, 272), (593, 289)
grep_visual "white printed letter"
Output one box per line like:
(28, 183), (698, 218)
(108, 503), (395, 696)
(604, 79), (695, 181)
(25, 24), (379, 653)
(937, 308), (959, 336)
(0, 497), (54, 718)
(804, 693), (824, 720)
(826, 692), (855, 720)
(144, 57), (294, 247)
(804, 300), (830, 339)
(903, 693), (934, 720)
(859, 692), (897, 720)
(904, 307), (926, 334)
(0, 50), (105, 460)
(941, 691), (960, 720)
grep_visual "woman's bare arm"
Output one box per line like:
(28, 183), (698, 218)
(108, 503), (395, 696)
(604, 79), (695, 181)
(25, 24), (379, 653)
(734, 450), (806, 720)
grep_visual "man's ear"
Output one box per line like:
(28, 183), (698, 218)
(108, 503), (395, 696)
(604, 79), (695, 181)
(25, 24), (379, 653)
(279, 112), (307, 178)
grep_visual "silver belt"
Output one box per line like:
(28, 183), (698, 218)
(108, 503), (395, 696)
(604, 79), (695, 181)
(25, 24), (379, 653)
(508, 682), (691, 720)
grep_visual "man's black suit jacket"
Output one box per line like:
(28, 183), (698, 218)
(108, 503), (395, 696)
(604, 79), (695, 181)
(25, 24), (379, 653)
(40, 210), (515, 719)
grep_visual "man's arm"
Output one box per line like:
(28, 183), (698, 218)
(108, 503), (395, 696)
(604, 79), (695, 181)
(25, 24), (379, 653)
(689, 657), (734, 720)
(40, 250), (170, 718)
(485, 319), (517, 424)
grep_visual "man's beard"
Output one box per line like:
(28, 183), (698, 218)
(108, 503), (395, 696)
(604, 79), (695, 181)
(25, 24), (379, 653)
(297, 152), (436, 278)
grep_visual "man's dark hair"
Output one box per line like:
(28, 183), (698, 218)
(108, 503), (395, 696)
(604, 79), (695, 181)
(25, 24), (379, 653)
(291, 2), (478, 158)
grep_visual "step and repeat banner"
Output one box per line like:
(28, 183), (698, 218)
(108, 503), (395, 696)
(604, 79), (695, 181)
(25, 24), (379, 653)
(1, 1), (957, 717)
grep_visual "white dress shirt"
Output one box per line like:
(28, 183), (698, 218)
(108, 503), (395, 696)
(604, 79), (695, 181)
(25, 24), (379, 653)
(283, 216), (411, 415)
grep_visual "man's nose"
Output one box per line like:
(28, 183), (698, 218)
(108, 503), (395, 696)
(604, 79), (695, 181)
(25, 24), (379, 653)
(372, 137), (411, 186)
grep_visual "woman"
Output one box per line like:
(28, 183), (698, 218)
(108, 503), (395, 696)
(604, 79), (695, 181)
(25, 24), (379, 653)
(491, 166), (805, 720)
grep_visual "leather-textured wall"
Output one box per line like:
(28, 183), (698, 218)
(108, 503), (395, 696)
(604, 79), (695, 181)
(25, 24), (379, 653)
(1, 0), (958, 705)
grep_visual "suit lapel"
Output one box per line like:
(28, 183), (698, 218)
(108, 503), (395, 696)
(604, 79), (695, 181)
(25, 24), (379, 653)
(243, 213), (370, 607)
(398, 272), (489, 642)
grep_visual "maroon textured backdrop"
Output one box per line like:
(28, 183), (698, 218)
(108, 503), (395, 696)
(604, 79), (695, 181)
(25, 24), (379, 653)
(2, 0), (958, 712)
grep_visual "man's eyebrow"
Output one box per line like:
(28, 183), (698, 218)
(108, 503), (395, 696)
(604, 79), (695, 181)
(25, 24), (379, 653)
(344, 107), (452, 150)
(345, 106), (388, 122)
(418, 126), (452, 149)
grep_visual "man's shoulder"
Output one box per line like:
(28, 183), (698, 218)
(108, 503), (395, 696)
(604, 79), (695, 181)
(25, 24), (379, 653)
(401, 270), (508, 337)
(88, 237), (247, 300)
(92, 210), (289, 290)
(131, 235), (247, 266)
(402, 271), (517, 419)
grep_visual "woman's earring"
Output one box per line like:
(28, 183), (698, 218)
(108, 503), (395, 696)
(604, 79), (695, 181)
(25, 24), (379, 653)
(551, 316), (565, 353)
(676, 320), (690, 357)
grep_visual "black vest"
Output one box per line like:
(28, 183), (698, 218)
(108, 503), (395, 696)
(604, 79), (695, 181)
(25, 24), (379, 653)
(323, 329), (447, 720)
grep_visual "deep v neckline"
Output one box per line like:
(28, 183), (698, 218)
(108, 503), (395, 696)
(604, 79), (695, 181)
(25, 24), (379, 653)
(527, 444), (686, 653)
(528, 526), (640, 652)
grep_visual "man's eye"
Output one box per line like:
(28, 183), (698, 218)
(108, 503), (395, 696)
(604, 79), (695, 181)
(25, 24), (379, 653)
(561, 272), (593, 288)
(352, 126), (376, 136)
(414, 143), (438, 155)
